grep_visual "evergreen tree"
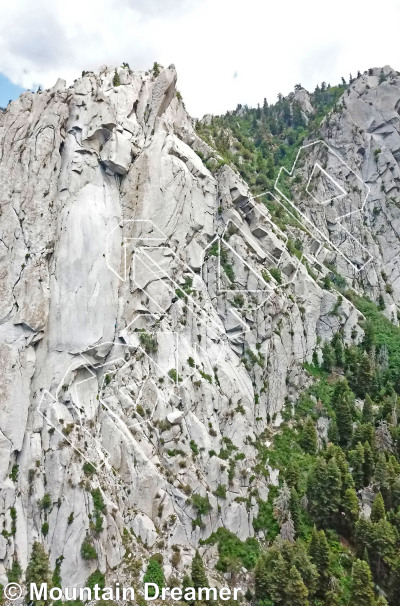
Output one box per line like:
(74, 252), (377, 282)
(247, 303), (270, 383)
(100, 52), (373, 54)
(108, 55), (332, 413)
(308, 527), (330, 596)
(333, 381), (354, 447)
(280, 513), (296, 543)
(273, 482), (291, 525)
(357, 352), (374, 397)
(290, 488), (301, 533)
(308, 457), (342, 525)
(286, 565), (309, 606)
(26, 542), (51, 606)
(342, 487), (360, 529)
(348, 442), (365, 489)
(191, 550), (208, 589)
(254, 551), (286, 604)
(328, 417), (339, 444)
(300, 418), (318, 455)
(112, 69), (120, 87)
(375, 420), (393, 452)
(182, 574), (194, 604)
(363, 441), (375, 485)
(350, 559), (375, 606)
(322, 342), (335, 372)
(371, 492), (386, 523)
(363, 320), (375, 352)
(388, 559), (400, 605)
(362, 394), (374, 424)
(332, 332), (345, 366)
(285, 460), (300, 488)
(143, 558), (164, 597)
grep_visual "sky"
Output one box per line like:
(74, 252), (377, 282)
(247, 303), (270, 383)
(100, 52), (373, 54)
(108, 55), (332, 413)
(0, 0), (400, 117)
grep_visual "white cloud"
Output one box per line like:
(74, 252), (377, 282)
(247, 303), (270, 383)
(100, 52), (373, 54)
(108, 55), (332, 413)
(0, 0), (399, 117)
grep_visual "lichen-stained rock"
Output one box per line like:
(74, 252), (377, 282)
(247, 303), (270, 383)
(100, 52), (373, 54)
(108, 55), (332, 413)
(0, 64), (397, 589)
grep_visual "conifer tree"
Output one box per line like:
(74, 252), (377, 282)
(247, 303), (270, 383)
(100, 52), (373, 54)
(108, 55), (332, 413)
(290, 488), (301, 533)
(285, 460), (300, 488)
(182, 574), (194, 604)
(362, 394), (374, 424)
(300, 418), (318, 455)
(363, 441), (375, 485)
(371, 491), (385, 522)
(348, 442), (365, 489)
(342, 487), (359, 529)
(322, 342), (335, 373)
(113, 69), (120, 87)
(191, 550), (208, 589)
(328, 417), (339, 444)
(357, 352), (374, 397)
(388, 559), (400, 605)
(308, 527), (330, 596)
(286, 565), (309, 606)
(143, 558), (164, 597)
(332, 332), (345, 366)
(26, 542), (51, 606)
(280, 513), (296, 543)
(334, 382), (354, 447)
(350, 559), (375, 606)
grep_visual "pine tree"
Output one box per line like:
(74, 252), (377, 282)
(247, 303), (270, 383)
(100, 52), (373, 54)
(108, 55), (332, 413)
(371, 492), (385, 522)
(280, 513), (295, 543)
(285, 461), (300, 488)
(273, 482), (291, 525)
(308, 457), (342, 525)
(191, 551), (208, 589)
(388, 559), (400, 605)
(332, 332), (345, 366)
(143, 558), (164, 597)
(328, 418), (339, 444)
(308, 527), (330, 596)
(362, 394), (374, 423)
(290, 488), (301, 533)
(342, 487), (359, 529)
(286, 565), (309, 606)
(254, 551), (286, 604)
(26, 542), (51, 605)
(325, 458), (342, 518)
(348, 443), (365, 489)
(300, 418), (318, 455)
(350, 559), (375, 606)
(375, 420), (393, 452)
(357, 352), (374, 397)
(182, 574), (194, 604)
(363, 441), (375, 485)
(112, 69), (120, 87)
(322, 342), (335, 372)
(334, 382), (354, 447)
(363, 320), (375, 352)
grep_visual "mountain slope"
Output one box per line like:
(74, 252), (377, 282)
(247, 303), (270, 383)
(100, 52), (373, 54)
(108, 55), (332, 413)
(0, 63), (399, 600)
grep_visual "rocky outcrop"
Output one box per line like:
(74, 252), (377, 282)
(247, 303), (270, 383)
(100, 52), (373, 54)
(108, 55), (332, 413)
(0, 64), (396, 588)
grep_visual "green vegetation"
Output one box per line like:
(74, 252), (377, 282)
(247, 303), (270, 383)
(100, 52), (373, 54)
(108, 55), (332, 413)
(139, 332), (158, 354)
(87, 569), (105, 590)
(26, 542), (51, 605)
(247, 288), (400, 605)
(203, 528), (259, 571)
(82, 461), (96, 476)
(112, 69), (120, 87)
(143, 558), (164, 596)
(197, 80), (346, 225)
(39, 493), (51, 510)
(81, 537), (97, 560)
(9, 464), (19, 482)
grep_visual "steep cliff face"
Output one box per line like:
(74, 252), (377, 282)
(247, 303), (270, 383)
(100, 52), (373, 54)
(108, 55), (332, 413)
(0, 64), (396, 587)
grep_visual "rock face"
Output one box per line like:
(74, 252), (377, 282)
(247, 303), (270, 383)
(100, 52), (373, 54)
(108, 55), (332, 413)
(0, 64), (398, 587)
